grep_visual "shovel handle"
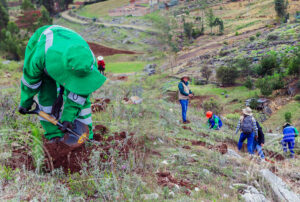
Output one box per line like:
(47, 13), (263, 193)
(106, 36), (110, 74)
(38, 111), (59, 125)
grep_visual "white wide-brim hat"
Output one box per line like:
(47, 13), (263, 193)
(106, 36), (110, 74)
(242, 107), (253, 116)
(98, 56), (104, 61)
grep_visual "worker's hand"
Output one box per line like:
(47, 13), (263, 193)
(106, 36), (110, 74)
(261, 144), (264, 147)
(18, 106), (30, 115)
(189, 94), (193, 98)
(59, 121), (73, 133)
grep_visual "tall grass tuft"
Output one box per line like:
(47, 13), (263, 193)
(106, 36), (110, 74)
(30, 125), (44, 173)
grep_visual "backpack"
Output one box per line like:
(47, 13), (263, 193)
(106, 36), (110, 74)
(241, 116), (254, 135)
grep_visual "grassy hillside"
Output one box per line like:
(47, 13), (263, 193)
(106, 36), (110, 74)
(78, 0), (129, 18)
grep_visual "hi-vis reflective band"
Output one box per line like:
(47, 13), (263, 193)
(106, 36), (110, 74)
(68, 92), (86, 106)
(79, 108), (91, 117)
(21, 76), (42, 89)
(77, 117), (92, 125)
(38, 105), (52, 122)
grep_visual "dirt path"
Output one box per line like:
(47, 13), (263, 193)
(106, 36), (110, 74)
(61, 11), (160, 34)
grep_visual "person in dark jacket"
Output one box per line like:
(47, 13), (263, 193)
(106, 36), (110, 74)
(252, 121), (265, 160)
(178, 75), (193, 124)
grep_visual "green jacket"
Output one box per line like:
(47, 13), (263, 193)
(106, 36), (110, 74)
(20, 25), (92, 123)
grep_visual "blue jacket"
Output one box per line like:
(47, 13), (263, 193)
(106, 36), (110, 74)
(283, 126), (298, 142)
(178, 81), (192, 96)
(208, 115), (223, 129)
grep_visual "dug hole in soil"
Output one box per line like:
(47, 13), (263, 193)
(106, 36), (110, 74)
(6, 125), (139, 173)
(87, 42), (137, 56)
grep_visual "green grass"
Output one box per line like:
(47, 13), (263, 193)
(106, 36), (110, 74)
(264, 101), (300, 130)
(77, 0), (129, 18)
(106, 61), (146, 73)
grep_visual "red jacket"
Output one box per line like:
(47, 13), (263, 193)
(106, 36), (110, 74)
(98, 60), (105, 69)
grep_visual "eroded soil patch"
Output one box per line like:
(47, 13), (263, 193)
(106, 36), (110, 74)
(88, 42), (136, 56)
(6, 125), (138, 173)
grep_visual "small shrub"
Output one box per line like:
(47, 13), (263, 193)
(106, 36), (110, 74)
(284, 112), (292, 123)
(288, 56), (300, 75)
(235, 31), (239, 36)
(256, 77), (273, 96)
(256, 32), (261, 37)
(223, 41), (228, 45)
(294, 95), (300, 101)
(249, 36), (255, 41)
(297, 80), (300, 89)
(202, 98), (222, 115)
(249, 98), (259, 109)
(216, 65), (239, 86)
(267, 34), (279, 41)
(257, 55), (279, 76)
(244, 76), (253, 89)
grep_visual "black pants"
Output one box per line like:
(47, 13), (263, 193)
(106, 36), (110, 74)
(99, 67), (105, 75)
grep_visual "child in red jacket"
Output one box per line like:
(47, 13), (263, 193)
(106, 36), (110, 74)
(97, 56), (105, 75)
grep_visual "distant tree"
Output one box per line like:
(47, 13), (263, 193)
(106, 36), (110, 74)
(216, 65), (239, 86)
(0, 2), (9, 32)
(206, 8), (215, 34)
(37, 6), (52, 27)
(21, 0), (35, 11)
(213, 17), (224, 35)
(200, 66), (212, 84)
(274, 0), (289, 22)
(0, 0), (7, 8)
(183, 22), (193, 39)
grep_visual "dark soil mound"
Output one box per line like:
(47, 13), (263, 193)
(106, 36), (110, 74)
(6, 125), (137, 173)
(88, 42), (136, 56)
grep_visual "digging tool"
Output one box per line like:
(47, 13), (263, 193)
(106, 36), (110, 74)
(26, 100), (100, 147)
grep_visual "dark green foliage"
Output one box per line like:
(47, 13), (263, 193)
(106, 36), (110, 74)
(200, 65), (212, 83)
(294, 95), (300, 101)
(256, 32), (261, 37)
(287, 48), (300, 75)
(202, 98), (222, 115)
(249, 99), (259, 109)
(267, 34), (279, 40)
(249, 36), (255, 41)
(216, 66), (239, 86)
(256, 55), (279, 76)
(244, 76), (253, 89)
(183, 22), (193, 39)
(36, 6), (52, 27)
(0, 22), (26, 60)
(21, 0), (34, 11)
(236, 58), (251, 76)
(206, 8), (215, 34)
(256, 74), (285, 96)
(0, 2), (9, 31)
(274, 0), (289, 21)
(213, 17), (224, 35)
(256, 78), (273, 96)
(0, 0), (7, 8)
(284, 112), (292, 123)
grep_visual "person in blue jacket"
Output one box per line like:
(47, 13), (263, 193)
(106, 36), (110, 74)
(178, 76), (193, 124)
(282, 123), (299, 158)
(206, 111), (223, 130)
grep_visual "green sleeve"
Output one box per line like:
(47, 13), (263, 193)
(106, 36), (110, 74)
(295, 128), (299, 137)
(20, 27), (48, 108)
(60, 90), (89, 122)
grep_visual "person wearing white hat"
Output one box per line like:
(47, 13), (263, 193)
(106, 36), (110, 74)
(235, 107), (258, 155)
(97, 56), (105, 75)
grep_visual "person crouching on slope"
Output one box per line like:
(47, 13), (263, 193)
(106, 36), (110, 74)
(18, 25), (106, 143)
(282, 123), (299, 158)
(206, 111), (223, 130)
(178, 75), (193, 124)
(235, 107), (258, 155)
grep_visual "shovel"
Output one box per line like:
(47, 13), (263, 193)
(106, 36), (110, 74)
(26, 100), (99, 148)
